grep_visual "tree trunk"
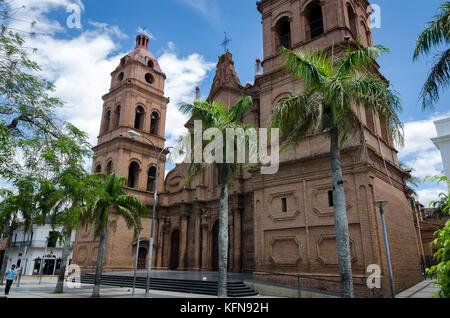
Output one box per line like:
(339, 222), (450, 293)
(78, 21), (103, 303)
(54, 231), (72, 293)
(0, 230), (12, 285)
(330, 126), (354, 298)
(92, 226), (108, 298)
(217, 170), (229, 298)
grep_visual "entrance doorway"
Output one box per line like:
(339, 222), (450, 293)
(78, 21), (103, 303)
(169, 230), (180, 270)
(137, 247), (147, 269)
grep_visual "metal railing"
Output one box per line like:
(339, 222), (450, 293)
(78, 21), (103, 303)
(243, 268), (373, 298)
(11, 240), (74, 249)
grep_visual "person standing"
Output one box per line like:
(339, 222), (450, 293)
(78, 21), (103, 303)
(4, 265), (18, 296)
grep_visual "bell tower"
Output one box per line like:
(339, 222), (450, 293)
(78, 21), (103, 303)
(93, 34), (169, 198)
(257, 0), (373, 74)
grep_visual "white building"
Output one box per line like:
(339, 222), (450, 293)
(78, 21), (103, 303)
(432, 117), (450, 178)
(5, 224), (76, 276)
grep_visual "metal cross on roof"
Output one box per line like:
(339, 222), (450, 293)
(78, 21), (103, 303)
(220, 32), (231, 53)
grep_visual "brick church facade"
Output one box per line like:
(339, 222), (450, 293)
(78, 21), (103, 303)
(72, 0), (423, 297)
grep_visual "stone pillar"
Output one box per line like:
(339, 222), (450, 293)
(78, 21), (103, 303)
(200, 225), (209, 271)
(155, 220), (162, 269)
(233, 209), (241, 272)
(152, 217), (159, 268)
(179, 215), (188, 269)
(193, 212), (201, 270)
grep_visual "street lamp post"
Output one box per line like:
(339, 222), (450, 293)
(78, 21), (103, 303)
(132, 228), (141, 296)
(374, 200), (396, 298)
(128, 130), (173, 298)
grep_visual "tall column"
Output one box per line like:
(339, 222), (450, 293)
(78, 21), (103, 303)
(201, 226), (209, 271)
(233, 209), (241, 272)
(193, 212), (201, 270)
(179, 215), (188, 270)
(152, 217), (159, 268)
(156, 222), (163, 269)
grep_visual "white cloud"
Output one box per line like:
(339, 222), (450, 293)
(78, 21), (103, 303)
(158, 44), (215, 147)
(4, 0), (216, 173)
(417, 187), (448, 207)
(399, 113), (450, 205)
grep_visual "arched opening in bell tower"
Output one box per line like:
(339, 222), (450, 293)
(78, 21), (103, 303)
(275, 16), (291, 50)
(347, 3), (358, 38)
(113, 105), (121, 130)
(150, 112), (159, 135)
(134, 106), (145, 130)
(128, 161), (140, 188)
(306, 2), (324, 39)
(147, 166), (157, 192)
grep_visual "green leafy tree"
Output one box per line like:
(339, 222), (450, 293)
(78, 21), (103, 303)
(177, 96), (254, 297)
(426, 176), (450, 298)
(33, 124), (93, 293)
(269, 46), (403, 298)
(0, 176), (40, 284)
(0, 27), (64, 180)
(413, 1), (450, 109)
(82, 173), (146, 298)
(431, 192), (450, 219)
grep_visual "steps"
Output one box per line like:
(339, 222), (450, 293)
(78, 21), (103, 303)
(80, 274), (258, 297)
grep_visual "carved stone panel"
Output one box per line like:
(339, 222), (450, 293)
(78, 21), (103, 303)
(269, 236), (302, 266)
(316, 234), (357, 265)
(267, 191), (301, 221)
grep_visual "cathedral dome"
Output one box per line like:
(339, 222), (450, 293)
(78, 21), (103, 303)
(119, 34), (165, 75)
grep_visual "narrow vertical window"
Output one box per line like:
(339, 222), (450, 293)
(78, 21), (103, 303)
(328, 190), (334, 207)
(282, 198), (287, 213)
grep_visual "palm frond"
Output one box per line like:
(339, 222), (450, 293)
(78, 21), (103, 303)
(419, 49), (450, 109)
(280, 47), (331, 89)
(229, 96), (253, 122)
(270, 90), (323, 152)
(413, 2), (450, 60)
(336, 45), (389, 77)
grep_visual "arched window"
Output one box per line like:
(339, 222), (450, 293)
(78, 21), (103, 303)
(150, 112), (159, 135)
(275, 17), (291, 50)
(134, 106), (145, 130)
(148, 60), (154, 68)
(113, 105), (121, 130)
(128, 162), (140, 188)
(366, 109), (375, 132)
(360, 21), (368, 46)
(95, 164), (102, 173)
(380, 117), (390, 143)
(307, 2), (324, 39)
(103, 110), (111, 134)
(347, 4), (357, 38)
(147, 166), (157, 192)
(106, 161), (113, 175)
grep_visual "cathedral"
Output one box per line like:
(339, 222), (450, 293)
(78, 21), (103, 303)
(72, 0), (423, 297)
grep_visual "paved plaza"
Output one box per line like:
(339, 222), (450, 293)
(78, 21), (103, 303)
(397, 279), (441, 298)
(0, 276), (441, 298)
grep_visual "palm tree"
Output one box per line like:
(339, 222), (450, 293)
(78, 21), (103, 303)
(0, 177), (39, 284)
(0, 189), (21, 285)
(431, 192), (450, 219)
(269, 45), (404, 298)
(82, 173), (146, 298)
(413, 1), (450, 109)
(177, 96), (253, 297)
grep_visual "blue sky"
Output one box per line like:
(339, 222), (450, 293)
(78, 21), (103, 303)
(4, 0), (449, 204)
